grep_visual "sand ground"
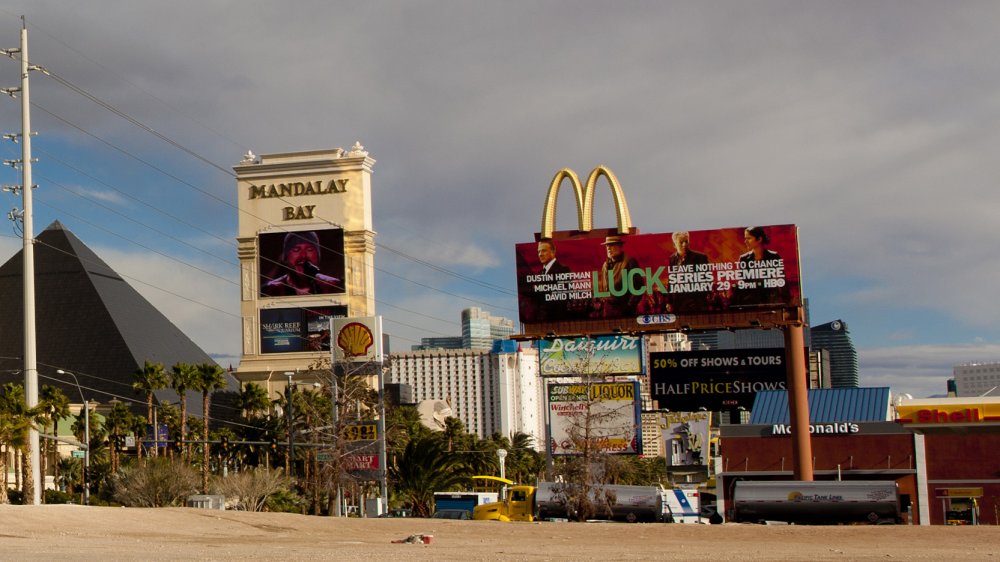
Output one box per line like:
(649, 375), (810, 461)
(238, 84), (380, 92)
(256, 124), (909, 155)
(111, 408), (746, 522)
(0, 504), (997, 561)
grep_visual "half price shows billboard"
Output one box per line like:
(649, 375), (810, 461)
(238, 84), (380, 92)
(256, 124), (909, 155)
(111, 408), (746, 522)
(649, 348), (787, 411)
(547, 381), (641, 456)
(515, 224), (801, 324)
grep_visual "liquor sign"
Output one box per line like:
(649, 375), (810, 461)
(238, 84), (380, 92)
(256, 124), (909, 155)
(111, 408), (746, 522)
(547, 381), (641, 456)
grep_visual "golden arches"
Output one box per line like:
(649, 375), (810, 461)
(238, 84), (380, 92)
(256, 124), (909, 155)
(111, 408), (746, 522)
(540, 165), (633, 239)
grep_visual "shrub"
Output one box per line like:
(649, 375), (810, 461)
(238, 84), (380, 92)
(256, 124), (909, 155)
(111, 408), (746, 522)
(215, 468), (293, 512)
(111, 458), (200, 507)
(44, 489), (75, 505)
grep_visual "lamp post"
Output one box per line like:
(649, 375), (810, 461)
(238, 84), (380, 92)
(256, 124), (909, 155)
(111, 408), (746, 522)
(56, 369), (88, 505)
(497, 448), (508, 481)
(284, 372), (294, 475)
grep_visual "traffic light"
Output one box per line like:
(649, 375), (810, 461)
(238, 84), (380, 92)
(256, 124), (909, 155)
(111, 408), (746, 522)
(221, 437), (230, 452)
(269, 439), (278, 453)
(173, 436), (182, 452)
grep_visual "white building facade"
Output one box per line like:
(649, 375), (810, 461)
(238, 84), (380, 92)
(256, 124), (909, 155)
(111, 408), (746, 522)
(953, 362), (1000, 397)
(388, 346), (544, 449)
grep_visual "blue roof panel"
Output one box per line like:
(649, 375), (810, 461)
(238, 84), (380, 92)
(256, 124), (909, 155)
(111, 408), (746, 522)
(748, 387), (891, 424)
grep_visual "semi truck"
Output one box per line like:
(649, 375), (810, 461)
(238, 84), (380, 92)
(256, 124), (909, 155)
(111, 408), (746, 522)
(433, 491), (499, 516)
(473, 482), (696, 523)
(730, 480), (901, 525)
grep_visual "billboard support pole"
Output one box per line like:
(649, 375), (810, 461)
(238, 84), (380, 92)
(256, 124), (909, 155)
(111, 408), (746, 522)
(784, 311), (813, 480)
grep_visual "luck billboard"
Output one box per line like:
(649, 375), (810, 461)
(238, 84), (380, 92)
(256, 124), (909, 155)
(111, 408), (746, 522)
(547, 381), (641, 456)
(649, 348), (787, 411)
(515, 224), (801, 324)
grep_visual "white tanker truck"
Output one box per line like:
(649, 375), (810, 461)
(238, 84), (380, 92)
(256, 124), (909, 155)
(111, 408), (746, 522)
(473, 481), (699, 523)
(730, 480), (902, 525)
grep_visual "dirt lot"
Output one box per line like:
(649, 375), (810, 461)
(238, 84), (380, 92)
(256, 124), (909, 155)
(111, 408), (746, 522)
(0, 504), (997, 561)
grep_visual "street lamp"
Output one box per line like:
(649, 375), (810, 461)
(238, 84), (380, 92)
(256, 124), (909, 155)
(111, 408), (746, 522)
(497, 448), (508, 481)
(56, 369), (88, 505)
(284, 372), (294, 475)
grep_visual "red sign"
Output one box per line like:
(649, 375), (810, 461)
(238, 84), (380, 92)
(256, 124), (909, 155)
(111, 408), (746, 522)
(515, 224), (801, 324)
(345, 453), (379, 470)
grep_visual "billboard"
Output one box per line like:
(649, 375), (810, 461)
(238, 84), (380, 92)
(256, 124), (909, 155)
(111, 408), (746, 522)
(547, 381), (641, 456)
(539, 335), (643, 376)
(515, 224), (801, 324)
(259, 228), (346, 297)
(260, 306), (347, 353)
(658, 411), (711, 468)
(649, 348), (787, 411)
(332, 316), (384, 363)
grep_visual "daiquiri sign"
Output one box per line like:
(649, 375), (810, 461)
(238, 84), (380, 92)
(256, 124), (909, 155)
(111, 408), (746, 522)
(538, 335), (643, 376)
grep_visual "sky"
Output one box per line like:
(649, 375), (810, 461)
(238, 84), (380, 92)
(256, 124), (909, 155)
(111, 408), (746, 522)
(1, 1), (999, 399)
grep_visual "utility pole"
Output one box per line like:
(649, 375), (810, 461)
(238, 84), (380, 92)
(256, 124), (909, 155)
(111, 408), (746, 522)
(1, 17), (41, 505)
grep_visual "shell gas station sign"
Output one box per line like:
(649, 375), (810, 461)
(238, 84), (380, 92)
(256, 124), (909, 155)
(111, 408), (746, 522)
(896, 400), (1000, 425)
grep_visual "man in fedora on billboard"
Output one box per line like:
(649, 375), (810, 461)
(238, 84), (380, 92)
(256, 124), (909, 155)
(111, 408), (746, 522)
(594, 235), (640, 318)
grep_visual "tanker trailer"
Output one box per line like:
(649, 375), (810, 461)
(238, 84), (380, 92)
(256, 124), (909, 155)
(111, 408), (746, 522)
(731, 480), (901, 525)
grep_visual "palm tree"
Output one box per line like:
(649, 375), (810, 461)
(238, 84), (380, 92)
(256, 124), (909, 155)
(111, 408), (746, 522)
(170, 362), (196, 461)
(390, 435), (468, 517)
(237, 382), (271, 420)
(443, 416), (465, 453)
(192, 362), (227, 493)
(105, 401), (135, 473)
(38, 385), (71, 495)
(0, 382), (45, 503)
(132, 361), (168, 458)
(0, 409), (30, 504)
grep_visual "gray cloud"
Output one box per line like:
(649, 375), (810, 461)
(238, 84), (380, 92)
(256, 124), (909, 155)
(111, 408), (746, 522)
(1, 2), (999, 390)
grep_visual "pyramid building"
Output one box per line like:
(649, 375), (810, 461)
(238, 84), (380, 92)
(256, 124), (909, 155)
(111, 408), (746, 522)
(0, 221), (237, 414)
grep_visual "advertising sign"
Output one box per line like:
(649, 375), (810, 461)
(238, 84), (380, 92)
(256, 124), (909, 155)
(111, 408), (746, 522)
(258, 228), (346, 297)
(345, 438), (380, 480)
(260, 306), (347, 353)
(658, 411), (711, 467)
(332, 316), (383, 363)
(896, 402), (1000, 425)
(650, 348), (787, 411)
(539, 335), (643, 376)
(547, 381), (641, 456)
(515, 224), (800, 324)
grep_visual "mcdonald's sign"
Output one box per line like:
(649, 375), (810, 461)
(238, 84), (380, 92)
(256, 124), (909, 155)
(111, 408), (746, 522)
(515, 166), (802, 329)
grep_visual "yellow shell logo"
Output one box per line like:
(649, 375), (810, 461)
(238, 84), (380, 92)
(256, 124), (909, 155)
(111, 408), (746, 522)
(787, 491), (802, 501)
(337, 322), (374, 358)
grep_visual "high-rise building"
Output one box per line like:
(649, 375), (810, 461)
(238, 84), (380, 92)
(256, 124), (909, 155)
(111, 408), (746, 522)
(462, 307), (516, 349)
(387, 345), (542, 448)
(412, 337), (464, 350)
(810, 320), (858, 388)
(952, 363), (1000, 397)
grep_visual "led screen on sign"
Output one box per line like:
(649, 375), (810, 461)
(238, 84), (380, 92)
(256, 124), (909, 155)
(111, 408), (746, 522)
(649, 348), (787, 411)
(547, 381), (641, 456)
(260, 306), (347, 353)
(259, 228), (346, 297)
(515, 224), (800, 324)
(539, 335), (643, 376)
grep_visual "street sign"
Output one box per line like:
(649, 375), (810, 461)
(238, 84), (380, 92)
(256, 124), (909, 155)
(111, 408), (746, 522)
(637, 314), (676, 325)
(71, 450), (85, 459)
(317, 452), (334, 462)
